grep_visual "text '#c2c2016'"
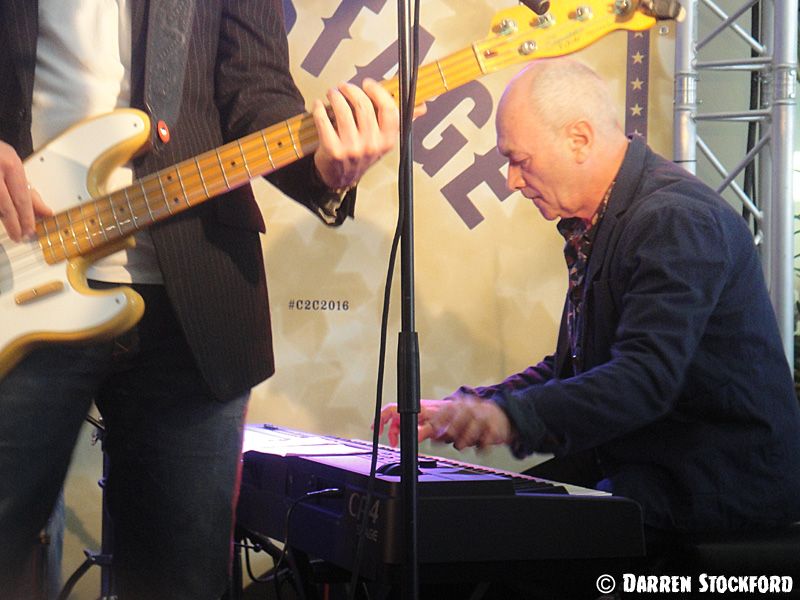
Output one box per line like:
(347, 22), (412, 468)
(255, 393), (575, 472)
(288, 299), (350, 311)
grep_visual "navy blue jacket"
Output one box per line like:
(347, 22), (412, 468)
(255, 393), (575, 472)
(481, 138), (800, 531)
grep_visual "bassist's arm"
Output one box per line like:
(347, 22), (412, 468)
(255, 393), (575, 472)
(214, 0), (397, 225)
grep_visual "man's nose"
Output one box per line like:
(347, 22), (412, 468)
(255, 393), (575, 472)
(506, 165), (523, 191)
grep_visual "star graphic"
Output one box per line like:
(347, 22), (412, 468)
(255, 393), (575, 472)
(633, 129), (643, 136)
(634, 32), (644, 38)
(632, 51), (644, 64)
(630, 104), (643, 116)
(631, 78), (644, 90)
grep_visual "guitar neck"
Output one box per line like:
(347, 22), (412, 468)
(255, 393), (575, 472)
(35, 46), (486, 265)
(35, 2), (657, 265)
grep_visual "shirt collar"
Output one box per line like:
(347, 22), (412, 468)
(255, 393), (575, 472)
(556, 180), (615, 241)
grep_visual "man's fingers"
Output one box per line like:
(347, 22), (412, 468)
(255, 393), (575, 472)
(378, 404), (405, 447)
(0, 182), (22, 242)
(428, 404), (461, 443)
(312, 78), (399, 192)
(14, 185), (36, 239)
(338, 82), (379, 140)
(453, 418), (483, 451)
(362, 78), (399, 150)
(378, 404), (397, 433)
(2, 186), (56, 243)
(0, 148), (32, 242)
(31, 189), (53, 218)
(388, 420), (400, 447)
(447, 406), (481, 449)
(7, 158), (35, 227)
(313, 89), (363, 190)
(312, 99), (341, 158)
(418, 421), (437, 443)
(327, 85), (362, 151)
(423, 398), (510, 451)
(378, 404), (395, 430)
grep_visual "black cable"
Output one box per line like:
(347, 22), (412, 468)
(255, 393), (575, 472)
(742, 2), (760, 231)
(271, 488), (342, 600)
(273, 566), (294, 600)
(243, 540), (270, 584)
(238, 537), (283, 585)
(360, 579), (373, 600)
(56, 557), (94, 600)
(347, 1), (422, 598)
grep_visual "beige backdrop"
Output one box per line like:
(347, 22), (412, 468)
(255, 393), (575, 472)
(61, 2), (675, 597)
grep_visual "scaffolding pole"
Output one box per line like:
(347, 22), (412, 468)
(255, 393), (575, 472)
(674, 0), (798, 366)
(769, 0), (798, 363)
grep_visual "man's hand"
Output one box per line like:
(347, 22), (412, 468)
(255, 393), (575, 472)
(0, 141), (52, 242)
(379, 392), (514, 451)
(424, 395), (514, 451)
(311, 78), (399, 191)
(379, 399), (449, 447)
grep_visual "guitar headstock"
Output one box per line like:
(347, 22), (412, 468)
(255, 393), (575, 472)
(477, 0), (660, 74)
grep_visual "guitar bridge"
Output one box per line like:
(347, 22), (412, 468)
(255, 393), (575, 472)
(14, 281), (65, 305)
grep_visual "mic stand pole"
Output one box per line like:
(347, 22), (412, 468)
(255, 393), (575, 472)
(396, 0), (419, 599)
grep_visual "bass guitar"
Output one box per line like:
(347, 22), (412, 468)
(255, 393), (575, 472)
(0, 0), (663, 379)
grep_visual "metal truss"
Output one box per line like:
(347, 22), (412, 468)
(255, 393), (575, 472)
(674, 0), (798, 365)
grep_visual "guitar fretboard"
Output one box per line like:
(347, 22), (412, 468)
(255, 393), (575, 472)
(35, 45), (491, 264)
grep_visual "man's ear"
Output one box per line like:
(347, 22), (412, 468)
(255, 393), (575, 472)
(565, 119), (593, 163)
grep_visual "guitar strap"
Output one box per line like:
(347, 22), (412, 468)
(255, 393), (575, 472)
(143, 0), (196, 142)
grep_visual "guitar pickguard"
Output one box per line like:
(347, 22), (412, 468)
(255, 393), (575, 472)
(0, 110), (150, 379)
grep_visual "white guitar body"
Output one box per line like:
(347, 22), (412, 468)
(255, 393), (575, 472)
(0, 109), (151, 379)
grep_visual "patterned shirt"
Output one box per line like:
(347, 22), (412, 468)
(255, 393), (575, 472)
(556, 185), (614, 374)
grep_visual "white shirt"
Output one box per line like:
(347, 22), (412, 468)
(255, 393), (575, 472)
(32, 0), (163, 284)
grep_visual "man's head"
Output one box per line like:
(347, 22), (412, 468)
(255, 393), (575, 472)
(496, 58), (629, 222)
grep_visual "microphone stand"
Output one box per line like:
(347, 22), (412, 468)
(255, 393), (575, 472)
(392, 2), (561, 597)
(395, 0), (420, 599)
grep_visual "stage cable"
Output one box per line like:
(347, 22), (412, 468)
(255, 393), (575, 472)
(274, 488), (343, 600)
(742, 1), (760, 233)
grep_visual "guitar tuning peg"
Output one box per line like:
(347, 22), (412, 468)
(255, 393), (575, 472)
(636, 0), (685, 20)
(520, 0), (551, 16)
(533, 12), (556, 28)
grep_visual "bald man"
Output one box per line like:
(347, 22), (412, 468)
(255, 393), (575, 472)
(381, 58), (800, 537)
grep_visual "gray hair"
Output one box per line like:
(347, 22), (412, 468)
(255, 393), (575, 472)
(509, 58), (622, 137)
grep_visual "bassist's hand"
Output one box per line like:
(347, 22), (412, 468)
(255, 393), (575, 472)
(311, 78), (399, 192)
(0, 141), (52, 243)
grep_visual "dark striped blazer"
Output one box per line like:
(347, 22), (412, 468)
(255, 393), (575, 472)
(0, 0), (347, 399)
